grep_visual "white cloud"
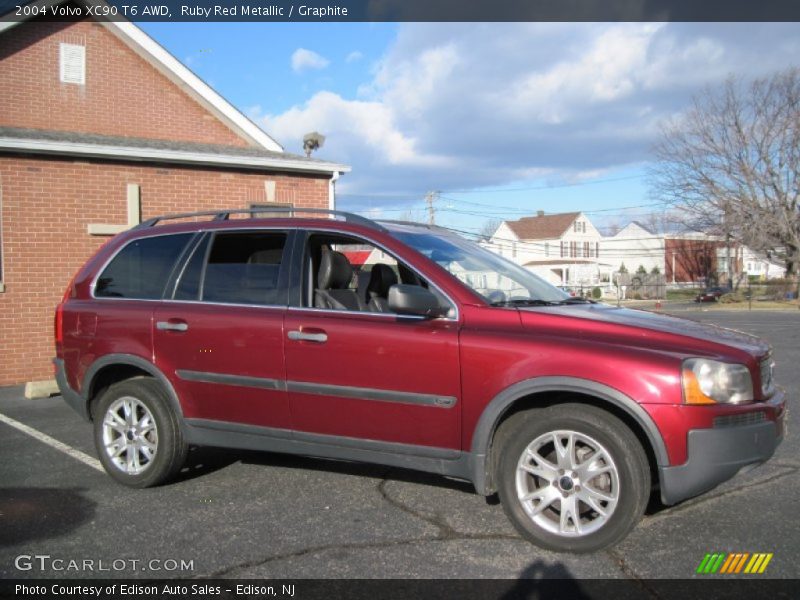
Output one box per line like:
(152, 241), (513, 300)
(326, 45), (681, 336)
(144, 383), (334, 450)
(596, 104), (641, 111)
(291, 48), (330, 73)
(263, 24), (800, 205)
(346, 51), (364, 63)
(262, 91), (451, 169)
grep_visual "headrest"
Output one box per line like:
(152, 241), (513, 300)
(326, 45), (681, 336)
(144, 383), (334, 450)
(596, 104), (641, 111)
(367, 264), (398, 298)
(318, 250), (353, 290)
(248, 249), (282, 264)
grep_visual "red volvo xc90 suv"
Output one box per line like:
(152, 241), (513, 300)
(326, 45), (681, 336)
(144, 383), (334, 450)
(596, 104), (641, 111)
(54, 208), (786, 552)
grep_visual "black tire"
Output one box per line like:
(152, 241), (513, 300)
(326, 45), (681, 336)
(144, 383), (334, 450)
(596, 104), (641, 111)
(93, 377), (187, 488)
(495, 404), (650, 553)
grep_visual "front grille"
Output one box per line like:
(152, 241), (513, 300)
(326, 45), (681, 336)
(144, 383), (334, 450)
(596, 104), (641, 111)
(760, 358), (775, 397)
(714, 411), (767, 428)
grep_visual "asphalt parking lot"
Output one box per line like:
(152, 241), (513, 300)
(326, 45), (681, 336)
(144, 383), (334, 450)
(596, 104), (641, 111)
(0, 310), (797, 583)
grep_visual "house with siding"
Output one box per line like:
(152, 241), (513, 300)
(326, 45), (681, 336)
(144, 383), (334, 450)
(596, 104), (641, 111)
(602, 221), (665, 276)
(0, 5), (349, 389)
(486, 211), (607, 286)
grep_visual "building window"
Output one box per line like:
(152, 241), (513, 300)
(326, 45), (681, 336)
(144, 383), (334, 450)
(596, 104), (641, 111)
(573, 221), (579, 232)
(596, 242), (600, 258)
(59, 43), (85, 85)
(560, 241), (566, 258)
(582, 222), (586, 233)
(584, 241), (590, 258)
(512, 242), (517, 258)
(570, 241), (577, 257)
(545, 242), (549, 257)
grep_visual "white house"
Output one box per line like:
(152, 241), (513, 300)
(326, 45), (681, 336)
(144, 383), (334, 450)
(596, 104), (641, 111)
(602, 221), (665, 275)
(741, 247), (786, 280)
(486, 211), (609, 286)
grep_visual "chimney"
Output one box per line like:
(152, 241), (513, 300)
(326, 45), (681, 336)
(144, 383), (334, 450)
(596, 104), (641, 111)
(537, 210), (545, 217)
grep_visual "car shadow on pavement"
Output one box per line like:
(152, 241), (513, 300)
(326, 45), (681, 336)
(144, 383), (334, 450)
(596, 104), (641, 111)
(239, 449), (478, 494)
(0, 487), (96, 547)
(173, 444), (477, 495)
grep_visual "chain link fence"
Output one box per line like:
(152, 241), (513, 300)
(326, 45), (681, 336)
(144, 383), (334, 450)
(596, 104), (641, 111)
(566, 277), (799, 309)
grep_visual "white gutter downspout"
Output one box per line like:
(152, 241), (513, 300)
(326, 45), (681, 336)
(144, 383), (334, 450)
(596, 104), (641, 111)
(329, 170), (340, 210)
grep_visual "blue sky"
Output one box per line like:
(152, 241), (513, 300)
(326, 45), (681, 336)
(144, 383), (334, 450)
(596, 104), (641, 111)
(140, 22), (800, 235)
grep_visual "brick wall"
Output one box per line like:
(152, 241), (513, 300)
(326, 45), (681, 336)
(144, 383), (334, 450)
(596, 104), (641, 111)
(0, 155), (331, 385)
(0, 18), (251, 148)
(665, 238), (723, 284)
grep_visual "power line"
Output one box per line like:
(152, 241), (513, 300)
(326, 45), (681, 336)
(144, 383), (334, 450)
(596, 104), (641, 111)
(441, 174), (645, 194)
(337, 173), (646, 201)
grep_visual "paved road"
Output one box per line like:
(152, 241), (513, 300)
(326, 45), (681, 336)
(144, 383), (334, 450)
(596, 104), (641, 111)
(0, 310), (797, 582)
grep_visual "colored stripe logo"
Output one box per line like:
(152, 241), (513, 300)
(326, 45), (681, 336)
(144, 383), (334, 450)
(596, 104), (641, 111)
(696, 553), (773, 574)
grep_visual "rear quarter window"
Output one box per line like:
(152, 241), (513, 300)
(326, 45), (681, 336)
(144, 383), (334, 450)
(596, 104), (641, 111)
(94, 234), (193, 299)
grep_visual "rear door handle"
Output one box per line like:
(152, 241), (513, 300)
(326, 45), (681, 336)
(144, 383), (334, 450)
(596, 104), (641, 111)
(156, 320), (189, 332)
(287, 330), (327, 343)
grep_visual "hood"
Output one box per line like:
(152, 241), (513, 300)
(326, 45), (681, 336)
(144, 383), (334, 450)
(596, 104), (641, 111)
(517, 303), (770, 359)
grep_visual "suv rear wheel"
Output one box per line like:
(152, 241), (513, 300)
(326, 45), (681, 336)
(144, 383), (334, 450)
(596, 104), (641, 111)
(93, 377), (187, 488)
(496, 404), (649, 553)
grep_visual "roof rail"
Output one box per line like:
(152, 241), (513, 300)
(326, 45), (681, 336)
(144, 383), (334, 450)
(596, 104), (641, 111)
(134, 207), (386, 231)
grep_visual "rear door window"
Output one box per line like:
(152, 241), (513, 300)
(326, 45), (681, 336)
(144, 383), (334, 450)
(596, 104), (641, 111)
(95, 234), (193, 299)
(201, 231), (288, 306)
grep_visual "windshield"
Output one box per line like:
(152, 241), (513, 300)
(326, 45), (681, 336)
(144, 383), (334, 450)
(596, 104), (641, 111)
(389, 227), (571, 305)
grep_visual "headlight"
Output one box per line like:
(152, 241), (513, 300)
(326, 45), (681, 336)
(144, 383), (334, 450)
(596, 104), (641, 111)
(682, 358), (754, 405)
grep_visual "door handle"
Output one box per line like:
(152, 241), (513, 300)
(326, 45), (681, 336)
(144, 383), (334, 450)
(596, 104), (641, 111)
(287, 330), (327, 343)
(156, 321), (189, 332)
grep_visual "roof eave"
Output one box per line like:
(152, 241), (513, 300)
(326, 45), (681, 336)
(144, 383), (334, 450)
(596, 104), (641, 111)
(0, 137), (350, 174)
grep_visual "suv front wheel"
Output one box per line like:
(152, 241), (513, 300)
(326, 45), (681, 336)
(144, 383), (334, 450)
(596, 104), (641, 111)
(93, 377), (187, 488)
(496, 404), (650, 553)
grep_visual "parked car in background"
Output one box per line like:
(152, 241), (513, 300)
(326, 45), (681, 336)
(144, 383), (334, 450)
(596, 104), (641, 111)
(55, 208), (785, 553)
(695, 286), (730, 302)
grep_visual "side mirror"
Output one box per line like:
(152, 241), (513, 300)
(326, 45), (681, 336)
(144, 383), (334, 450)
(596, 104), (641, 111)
(388, 284), (447, 318)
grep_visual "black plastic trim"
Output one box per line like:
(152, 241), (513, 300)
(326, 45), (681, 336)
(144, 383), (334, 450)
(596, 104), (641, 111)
(184, 418), (469, 478)
(81, 354), (185, 422)
(469, 376), (670, 495)
(286, 380), (457, 408)
(54, 358), (89, 421)
(174, 369), (456, 408)
(659, 419), (782, 505)
(176, 369), (284, 391)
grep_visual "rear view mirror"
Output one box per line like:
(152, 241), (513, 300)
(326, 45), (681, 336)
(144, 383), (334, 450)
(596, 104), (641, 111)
(388, 284), (447, 318)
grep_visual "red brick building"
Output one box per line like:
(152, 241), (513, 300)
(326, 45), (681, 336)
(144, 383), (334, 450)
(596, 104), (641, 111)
(0, 12), (349, 387)
(664, 237), (741, 285)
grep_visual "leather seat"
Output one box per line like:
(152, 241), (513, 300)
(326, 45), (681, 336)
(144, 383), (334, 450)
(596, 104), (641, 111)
(315, 250), (365, 311)
(366, 264), (398, 312)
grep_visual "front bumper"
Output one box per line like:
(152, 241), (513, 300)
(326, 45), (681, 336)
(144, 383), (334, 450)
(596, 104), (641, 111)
(658, 391), (786, 505)
(54, 357), (90, 421)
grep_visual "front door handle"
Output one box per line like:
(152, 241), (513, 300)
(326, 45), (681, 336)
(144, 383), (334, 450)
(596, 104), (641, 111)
(156, 320), (189, 332)
(287, 330), (327, 343)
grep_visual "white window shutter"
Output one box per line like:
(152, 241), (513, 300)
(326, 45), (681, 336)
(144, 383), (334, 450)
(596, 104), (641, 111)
(60, 43), (85, 85)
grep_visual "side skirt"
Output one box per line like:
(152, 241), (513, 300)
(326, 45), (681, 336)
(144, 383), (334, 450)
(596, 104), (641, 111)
(184, 418), (475, 484)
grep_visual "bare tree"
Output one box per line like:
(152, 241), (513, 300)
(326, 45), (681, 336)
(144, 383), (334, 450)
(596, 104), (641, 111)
(478, 218), (502, 240)
(650, 68), (800, 289)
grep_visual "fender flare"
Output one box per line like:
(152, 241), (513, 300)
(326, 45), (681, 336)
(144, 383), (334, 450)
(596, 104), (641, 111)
(468, 376), (669, 495)
(81, 354), (184, 422)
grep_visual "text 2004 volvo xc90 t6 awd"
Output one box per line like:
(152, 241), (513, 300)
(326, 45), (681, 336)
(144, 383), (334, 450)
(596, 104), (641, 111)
(55, 208), (786, 552)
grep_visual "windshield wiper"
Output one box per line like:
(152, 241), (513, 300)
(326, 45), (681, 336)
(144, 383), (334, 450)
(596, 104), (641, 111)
(489, 298), (562, 307)
(556, 297), (595, 304)
(490, 297), (596, 307)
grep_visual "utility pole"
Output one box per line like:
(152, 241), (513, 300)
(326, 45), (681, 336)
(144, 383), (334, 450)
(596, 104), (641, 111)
(425, 191), (437, 225)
